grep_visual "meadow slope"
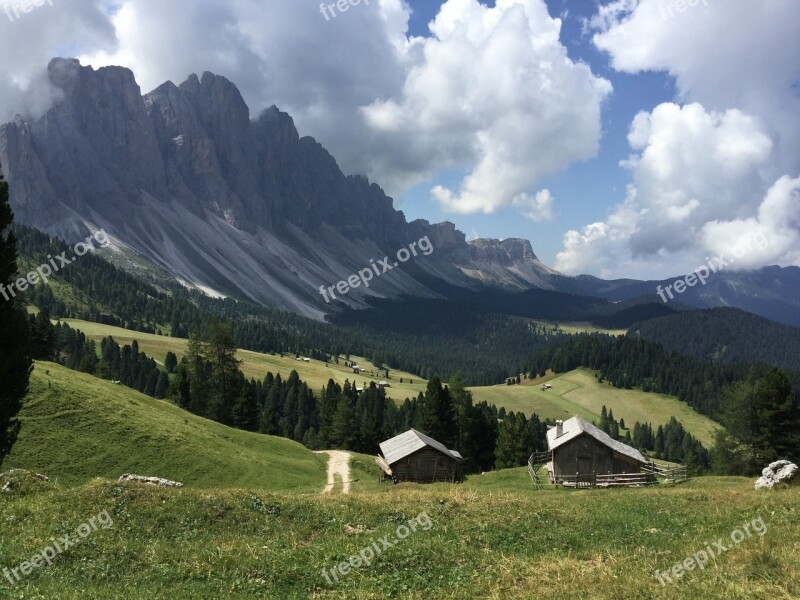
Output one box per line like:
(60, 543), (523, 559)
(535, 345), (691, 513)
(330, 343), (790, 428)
(1, 362), (327, 492)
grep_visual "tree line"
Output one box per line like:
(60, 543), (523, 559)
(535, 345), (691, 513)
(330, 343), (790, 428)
(170, 320), (506, 472)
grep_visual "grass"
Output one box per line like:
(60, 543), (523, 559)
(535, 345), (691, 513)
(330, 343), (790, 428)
(0, 358), (795, 598)
(1, 362), (328, 492)
(62, 319), (720, 446)
(533, 319), (628, 335)
(0, 472), (796, 598)
(471, 368), (721, 447)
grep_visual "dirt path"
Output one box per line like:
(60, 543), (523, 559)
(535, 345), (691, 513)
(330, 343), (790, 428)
(315, 450), (352, 494)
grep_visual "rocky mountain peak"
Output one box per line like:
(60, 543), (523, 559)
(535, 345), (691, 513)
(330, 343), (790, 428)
(468, 238), (539, 264)
(0, 58), (557, 316)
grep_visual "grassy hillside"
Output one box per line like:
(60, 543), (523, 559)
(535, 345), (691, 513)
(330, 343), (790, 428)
(0, 473), (796, 598)
(62, 319), (720, 446)
(1, 362), (327, 492)
(62, 318), (429, 398)
(533, 319), (627, 335)
(470, 368), (721, 447)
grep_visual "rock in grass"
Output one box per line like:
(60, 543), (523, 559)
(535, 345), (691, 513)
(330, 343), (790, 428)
(344, 523), (374, 536)
(0, 469), (51, 494)
(755, 460), (798, 490)
(119, 474), (183, 488)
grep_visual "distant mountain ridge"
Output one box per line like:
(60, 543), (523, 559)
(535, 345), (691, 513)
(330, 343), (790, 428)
(554, 267), (800, 328)
(0, 58), (554, 317)
(1, 58), (798, 327)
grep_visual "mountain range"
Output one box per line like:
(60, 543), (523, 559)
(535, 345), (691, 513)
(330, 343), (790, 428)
(1, 58), (798, 327)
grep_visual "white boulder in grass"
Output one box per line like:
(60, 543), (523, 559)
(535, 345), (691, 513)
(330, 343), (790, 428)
(118, 474), (183, 488)
(755, 460), (798, 490)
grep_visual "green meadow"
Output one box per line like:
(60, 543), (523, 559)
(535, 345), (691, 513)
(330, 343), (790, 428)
(1, 361), (796, 598)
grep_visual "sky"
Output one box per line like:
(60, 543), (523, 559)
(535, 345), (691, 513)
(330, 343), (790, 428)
(0, 0), (798, 280)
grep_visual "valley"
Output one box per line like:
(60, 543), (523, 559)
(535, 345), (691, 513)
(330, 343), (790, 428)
(58, 318), (720, 446)
(1, 5), (799, 597)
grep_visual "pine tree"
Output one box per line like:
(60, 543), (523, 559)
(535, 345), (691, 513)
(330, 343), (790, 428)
(317, 379), (340, 448)
(164, 351), (178, 373)
(29, 309), (54, 360)
(155, 371), (170, 399)
(232, 383), (260, 432)
(494, 412), (518, 469)
(715, 369), (800, 473)
(0, 173), (32, 459)
(172, 363), (192, 409)
(609, 419), (620, 441)
(654, 425), (665, 459)
(753, 369), (800, 463)
(599, 405), (609, 433)
(331, 396), (357, 449)
(415, 376), (457, 447)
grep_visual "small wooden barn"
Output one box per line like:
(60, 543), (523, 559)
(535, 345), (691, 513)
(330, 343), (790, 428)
(376, 429), (463, 483)
(546, 417), (648, 486)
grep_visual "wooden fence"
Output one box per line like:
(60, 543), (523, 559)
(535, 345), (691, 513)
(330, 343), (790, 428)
(641, 461), (688, 484)
(556, 472), (597, 488)
(527, 453), (688, 490)
(527, 451), (550, 489)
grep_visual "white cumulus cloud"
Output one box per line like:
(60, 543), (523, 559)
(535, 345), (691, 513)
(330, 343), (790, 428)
(555, 102), (798, 278)
(555, 0), (800, 278)
(368, 0), (611, 212)
(512, 189), (557, 222)
(0, 0), (612, 220)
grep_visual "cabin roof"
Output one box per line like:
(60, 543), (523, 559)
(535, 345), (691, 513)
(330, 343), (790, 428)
(380, 429), (463, 465)
(547, 416), (647, 464)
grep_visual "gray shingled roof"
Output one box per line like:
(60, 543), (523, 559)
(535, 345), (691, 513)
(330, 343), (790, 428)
(546, 416), (647, 464)
(379, 429), (463, 465)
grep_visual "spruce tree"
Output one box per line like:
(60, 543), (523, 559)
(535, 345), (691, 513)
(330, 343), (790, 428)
(415, 376), (457, 447)
(231, 383), (260, 432)
(164, 351), (178, 373)
(0, 173), (32, 460)
(715, 369), (800, 473)
(599, 405), (609, 433)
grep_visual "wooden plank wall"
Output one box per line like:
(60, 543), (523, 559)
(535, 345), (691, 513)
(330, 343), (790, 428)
(552, 434), (640, 478)
(390, 448), (460, 483)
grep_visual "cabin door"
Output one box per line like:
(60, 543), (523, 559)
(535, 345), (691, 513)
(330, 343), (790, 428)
(577, 455), (593, 475)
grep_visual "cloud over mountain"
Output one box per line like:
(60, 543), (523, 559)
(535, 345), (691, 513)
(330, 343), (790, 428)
(556, 0), (800, 278)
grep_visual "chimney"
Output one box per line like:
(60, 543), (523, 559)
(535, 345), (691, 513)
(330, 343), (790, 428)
(555, 420), (563, 438)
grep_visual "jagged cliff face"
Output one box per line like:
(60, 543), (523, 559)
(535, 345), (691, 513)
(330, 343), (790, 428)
(0, 59), (555, 317)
